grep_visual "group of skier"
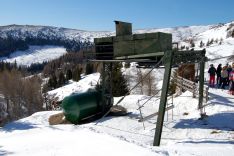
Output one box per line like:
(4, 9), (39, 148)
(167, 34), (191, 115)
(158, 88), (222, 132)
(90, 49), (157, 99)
(208, 63), (234, 94)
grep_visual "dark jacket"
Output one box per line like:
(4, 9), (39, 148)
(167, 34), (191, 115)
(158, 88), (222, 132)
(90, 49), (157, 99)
(227, 67), (232, 75)
(208, 67), (216, 76)
(216, 66), (222, 77)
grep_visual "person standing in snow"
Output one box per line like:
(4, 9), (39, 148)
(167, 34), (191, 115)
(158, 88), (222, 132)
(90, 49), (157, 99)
(208, 64), (216, 87)
(229, 64), (234, 95)
(227, 64), (232, 85)
(216, 64), (222, 87)
(220, 66), (228, 89)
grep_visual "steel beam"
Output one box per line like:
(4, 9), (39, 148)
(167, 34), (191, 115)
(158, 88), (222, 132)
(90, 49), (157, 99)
(198, 49), (206, 111)
(153, 50), (173, 146)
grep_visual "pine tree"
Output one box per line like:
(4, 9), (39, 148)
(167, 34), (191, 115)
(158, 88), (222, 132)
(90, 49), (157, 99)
(58, 72), (66, 87)
(85, 63), (94, 75)
(72, 67), (81, 82)
(180, 45), (185, 50)
(210, 38), (214, 44)
(111, 63), (129, 97)
(66, 69), (73, 81)
(219, 38), (223, 45)
(48, 74), (57, 89)
(206, 39), (210, 46)
(124, 62), (131, 68)
(200, 41), (204, 48)
(190, 39), (195, 47)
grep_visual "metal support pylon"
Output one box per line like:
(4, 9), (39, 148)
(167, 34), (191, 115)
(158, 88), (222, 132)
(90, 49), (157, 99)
(153, 50), (173, 146)
(101, 62), (113, 114)
(198, 50), (206, 114)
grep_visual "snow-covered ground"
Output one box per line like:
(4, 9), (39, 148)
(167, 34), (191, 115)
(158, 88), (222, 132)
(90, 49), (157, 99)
(1, 72), (234, 156)
(0, 112), (158, 156)
(0, 45), (67, 66)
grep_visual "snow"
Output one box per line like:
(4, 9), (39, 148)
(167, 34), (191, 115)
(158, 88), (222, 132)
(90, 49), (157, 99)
(0, 112), (159, 156)
(1, 73), (234, 155)
(191, 22), (234, 66)
(135, 25), (212, 42)
(48, 73), (100, 101)
(0, 45), (67, 66)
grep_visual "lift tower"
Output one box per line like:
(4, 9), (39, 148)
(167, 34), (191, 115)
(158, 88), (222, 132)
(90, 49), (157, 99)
(89, 21), (206, 146)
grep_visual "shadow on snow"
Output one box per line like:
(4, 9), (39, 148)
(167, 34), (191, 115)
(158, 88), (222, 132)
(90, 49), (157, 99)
(0, 121), (38, 132)
(0, 146), (14, 156)
(208, 92), (234, 108)
(178, 140), (234, 145)
(173, 112), (234, 131)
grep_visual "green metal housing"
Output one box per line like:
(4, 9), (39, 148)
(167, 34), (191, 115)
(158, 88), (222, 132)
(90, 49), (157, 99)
(94, 21), (172, 60)
(61, 91), (101, 124)
(114, 32), (172, 57)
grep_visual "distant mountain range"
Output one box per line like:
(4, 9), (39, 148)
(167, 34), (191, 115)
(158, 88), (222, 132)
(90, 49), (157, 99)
(0, 25), (111, 57)
(0, 21), (234, 65)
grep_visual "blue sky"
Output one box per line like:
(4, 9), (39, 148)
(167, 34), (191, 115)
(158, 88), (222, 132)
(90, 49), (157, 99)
(0, 0), (234, 31)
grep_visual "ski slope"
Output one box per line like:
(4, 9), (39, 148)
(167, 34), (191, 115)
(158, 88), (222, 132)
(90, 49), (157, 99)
(0, 45), (67, 66)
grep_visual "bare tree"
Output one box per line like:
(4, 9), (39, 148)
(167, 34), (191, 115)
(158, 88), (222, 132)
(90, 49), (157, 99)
(136, 68), (144, 94)
(144, 71), (157, 96)
(0, 70), (43, 121)
(135, 68), (158, 96)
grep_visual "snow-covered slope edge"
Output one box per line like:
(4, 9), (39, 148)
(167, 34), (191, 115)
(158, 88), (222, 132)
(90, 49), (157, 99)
(0, 45), (67, 66)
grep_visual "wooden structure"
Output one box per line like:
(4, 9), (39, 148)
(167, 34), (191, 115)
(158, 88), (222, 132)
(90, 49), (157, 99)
(178, 64), (195, 81)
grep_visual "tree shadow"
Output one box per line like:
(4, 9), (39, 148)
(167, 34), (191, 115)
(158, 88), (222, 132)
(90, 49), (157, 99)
(91, 112), (136, 124)
(173, 112), (234, 131)
(1, 121), (38, 132)
(0, 146), (14, 156)
(208, 92), (234, 108)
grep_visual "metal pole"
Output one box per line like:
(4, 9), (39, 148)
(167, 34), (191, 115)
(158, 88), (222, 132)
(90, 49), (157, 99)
(198, 50), (206, 113)
(153, 50), (173, 146)
(101, 62), (106, 114)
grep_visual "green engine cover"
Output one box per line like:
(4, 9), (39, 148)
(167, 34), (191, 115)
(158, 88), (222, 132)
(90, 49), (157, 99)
(114, 32), (172, 57)
(61, 91), (101, 124)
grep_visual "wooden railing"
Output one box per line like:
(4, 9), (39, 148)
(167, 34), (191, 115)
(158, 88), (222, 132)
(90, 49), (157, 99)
(174, 75), (209, 103)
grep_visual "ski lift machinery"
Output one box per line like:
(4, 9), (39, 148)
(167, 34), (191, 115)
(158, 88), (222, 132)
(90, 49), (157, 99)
(88, 21), (206, 146)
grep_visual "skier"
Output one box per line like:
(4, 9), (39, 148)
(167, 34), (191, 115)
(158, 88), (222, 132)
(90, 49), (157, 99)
(229, 64), (234, 95)
(227, 64), (232, 85)
(208, 64), (216, 87)
(220, 66), (228, 89)
(216, 64), (222, 87)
